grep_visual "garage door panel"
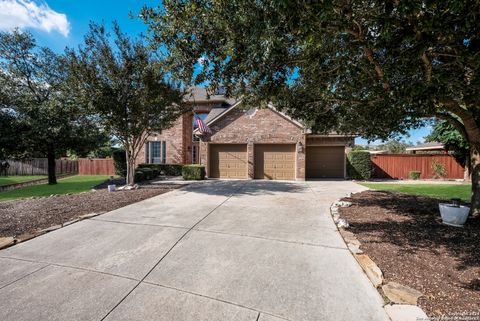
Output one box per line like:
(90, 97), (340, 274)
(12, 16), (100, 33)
(210, 144), (247, 179)
(306, 146), (345, 178)
(254, 144), (296, 180)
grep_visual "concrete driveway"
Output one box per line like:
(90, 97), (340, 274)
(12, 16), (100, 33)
(0, 180), (389, 321)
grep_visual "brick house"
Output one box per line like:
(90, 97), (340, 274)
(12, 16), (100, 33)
(140, 87), (354, 180)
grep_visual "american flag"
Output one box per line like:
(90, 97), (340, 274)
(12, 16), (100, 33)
(195, 114), (212, 135)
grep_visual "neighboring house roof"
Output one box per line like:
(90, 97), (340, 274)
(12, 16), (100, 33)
(406, 142), (444, 151)
(185, 86), (237, 105)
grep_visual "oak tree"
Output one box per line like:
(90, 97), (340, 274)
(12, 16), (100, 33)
(142, 1), (480, 214)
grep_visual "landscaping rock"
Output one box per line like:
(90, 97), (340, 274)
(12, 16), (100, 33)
(0, 236), (15, 249)
(337, 218), (349, 228)
(334, 201), (352, 207)
(347, 243), (363, 254)
(382, 282), (423, 305)
(330, 206), (340, 214)
(332, 213), (340, 223)
(384, 304), (428, 321)
(355, 254), (383, 287)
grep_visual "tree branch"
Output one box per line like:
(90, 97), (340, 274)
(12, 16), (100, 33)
(435, 112), (469, 141)
(421, 51), (432, 83)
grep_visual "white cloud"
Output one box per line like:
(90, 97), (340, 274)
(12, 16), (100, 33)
(0, 0), (70, 37)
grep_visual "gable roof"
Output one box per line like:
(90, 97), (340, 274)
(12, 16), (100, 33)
(196, 100), (304, 132)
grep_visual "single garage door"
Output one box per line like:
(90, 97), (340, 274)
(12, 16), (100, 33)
(209, 144), (247, 179)
(254, 144), (296, 180)
(306, 146), (345, 178)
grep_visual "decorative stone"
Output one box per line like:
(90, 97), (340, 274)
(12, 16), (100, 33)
(337, 218), (349, 228)
(355, 254), (383, 287)
(334, 201), (352, 207)
(384, 304), (428, 321)
(348, 243), (363, 254)
(0, 236), (15, 249)
(332, 213), (340, 223)
(382, 282), (423, 305)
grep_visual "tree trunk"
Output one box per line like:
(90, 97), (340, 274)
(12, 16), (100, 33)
(47, 150), (57, 185)
(469, 144), (480, 217)
(125, 149), (136, 185)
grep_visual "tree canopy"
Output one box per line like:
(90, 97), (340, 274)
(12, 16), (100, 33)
(0, 29), (107, 183)
(427, 120), (469, 166)
(142, 0), (480, 214)
(67, 22), (188, 184)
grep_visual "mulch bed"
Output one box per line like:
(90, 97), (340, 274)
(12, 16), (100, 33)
(340, 190), (480, 317)
(0, 184), (178, 238)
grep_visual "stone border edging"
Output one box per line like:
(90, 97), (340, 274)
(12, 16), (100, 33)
(329, 197), (429, 321)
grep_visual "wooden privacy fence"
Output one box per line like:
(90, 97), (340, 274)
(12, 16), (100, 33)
(2, 158), (78, 176)
(78, 158), (115, 176)
(371, 154), (465, 179)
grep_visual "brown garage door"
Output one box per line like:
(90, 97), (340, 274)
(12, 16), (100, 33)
(209, 144), (247, 179)
(254, 144), (296, 180)
(306, 146), (345, 178)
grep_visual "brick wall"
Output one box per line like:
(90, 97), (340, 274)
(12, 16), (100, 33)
(137, 103), (216, 166)
(199, 107), (306, 180)
(138, 116), (185, 165)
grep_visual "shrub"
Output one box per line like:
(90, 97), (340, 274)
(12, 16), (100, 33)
(409, 171), (421, 180)
(151, 168), (160, 177)
(182, 165), (206, 180)
(134, 170), (144, 182)
(112, 149), (127, 177)
(432, 159), (447, 178)
(140, 168), (154, 180)
(137, 164), (183, 176)
(347, 151), (372, 180)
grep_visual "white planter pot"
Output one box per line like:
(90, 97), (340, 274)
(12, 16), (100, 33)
(439, 203), (470, 227)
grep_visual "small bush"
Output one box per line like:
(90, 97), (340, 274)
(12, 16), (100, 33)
(182, 165), (206, 180)
(432, 159), (447, 178)
(134, 170), (144, 182)
(409, 171), (421, 180)
(137, 164), (183, 176)
(112, 149), (127, 177)
(347, 150), (372, 180)
(140, 168), (154, 180)
(151, 168), (160, 177)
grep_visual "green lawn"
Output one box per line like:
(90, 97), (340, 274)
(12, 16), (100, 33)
(0, 175), (109, 202)
(360, 183), (471, 201)
(0, 175), (47, 187)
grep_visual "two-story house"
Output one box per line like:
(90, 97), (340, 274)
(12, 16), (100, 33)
(140, 87), (354, 180)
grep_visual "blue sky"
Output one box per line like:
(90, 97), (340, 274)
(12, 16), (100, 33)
(0, 0), (432, 145)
